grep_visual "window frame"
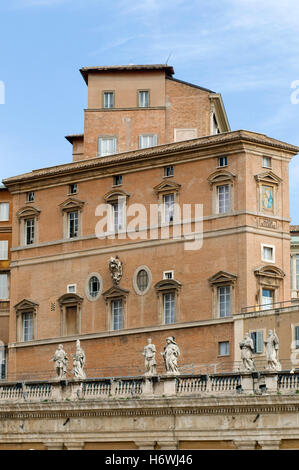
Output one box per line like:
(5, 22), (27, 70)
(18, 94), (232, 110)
(0, 202), (9, 222)
(85, 272), (103, 301)
(261, 243), (275, 263)
(138, 89), (150, 108)
(250, 330), (265, 354)
(0, 240), (8, 260)
(218, 341), (230, 356)
(218, 285), (231, 318)
(98, 136), (117, 157)
(133, 266), (152, 296)
(0, 272), (9, 300)
(138, 134), (157, 149)
(69, 183), (78, 195)
(262, 156), (272, 169)
(218, 156), (228, 168)
(103, 90), (115, 109)
(164, 166), (174, 178)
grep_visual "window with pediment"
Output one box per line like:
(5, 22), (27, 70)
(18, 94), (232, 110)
(255, 171), (282, 216)
(207, 170), (236, 216)
(14, 299), (38, 342)
(153, 180), (181, 225)
(103, 189), (130, 234)
(102, 285), (130, 331)
(154, 278), (182, 325)
(58, 293), (83, 336)
(208, 271), (237, 318)
(59, 197), (85, 239)
(16, 206), (41, 246)
(254, 265), (285, 309)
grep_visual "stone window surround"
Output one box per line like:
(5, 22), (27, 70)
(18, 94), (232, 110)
(103, 189), (130, 234)
(85, 272), (103, 301)
(58, 293), (83, 337)
(16, 206), (41, 246)
(261, 243), (276, 264)
(207, 170), (236, 215)
(133, 265), (152, 296)
(59, 197), (85, 240)
(137, 89), (150, 108)
(153, 180), (181, 225)
(154, 279), (182, 325)
(102, 90), (115, 109)
(208, 271), (238, 319)
(254, 265), (285, 308)
(14, 299), (38, 343)
(102, 285), (130, 331)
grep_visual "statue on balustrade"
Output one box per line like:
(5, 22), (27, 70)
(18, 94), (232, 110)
(161, 336), (180, 375)
(264, 329), (281, 371)
(109, 256), (123, 285)
(72, 340), (86, 380)
(239, 333), (256, 372)
(50, 344), (68, 380)
(143, 338), (157, 376)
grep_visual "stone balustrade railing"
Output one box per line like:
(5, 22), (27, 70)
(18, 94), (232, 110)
(0, 371), (298, 403)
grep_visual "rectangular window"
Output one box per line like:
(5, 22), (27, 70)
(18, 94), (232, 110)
(112, 202), (124, 232)
(164, 166), (174, 177)
(139, 134), (157, 149)
(163, 271), (174, 280)
(103, 91), (114, 109)
(0, 203), (9, 221)
(218, 341), (229, 356)
(111, 299), (123, 330)
(262, 156), (271, 168)
(0, 274), (8, 300)
(163, 292), (175, 324)
(68, 211), (79, 238)
(67, 284), (77, 294)
(218, 286), (231, 317)
(25, 218), (35, 245)
(250, 331), (264, 354)
(113, 175), (123, 186)
(69, 183), (77, 194)
(163, 193), (175, 223)
(262, 244), (275, 262)
(261, 288), (274, 310)
(65, 306), (77, 336)
(217, 184), (230, 214)
(295, 326), (299, 349)
(218, 156), (228, 167)
(138, 90), (149, 107)
(98, 137), (117, 157)
(0, 241), (8, 260)
(27, 191), (35, 202)
(23, 312), (33, 342)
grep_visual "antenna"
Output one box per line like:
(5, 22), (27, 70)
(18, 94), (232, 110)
(165, 51), (173, 64)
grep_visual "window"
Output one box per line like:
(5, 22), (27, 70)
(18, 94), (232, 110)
(0, 203), (9, 221)
(69, 183), (77, 195)
(250, 331), (264, 354)
(112, 201), (124, 232)
(163, 271), (174, 280)
(137, 269), (149, 293)
(113, 175), (123, 186)
(163, 292), (175, 324)
(103, 91), (114, 109)
(295, 326), (299, 349)
(164, 166), (174, 177)
(261, 288), (274, 310)
(67, 284), (77, 294)
(0, 241), (8, 260)
(98, 137), (117, 157)
(138, 90), (149, 107)
(163, 193), (175, 223)
(212, 113), (220, 135)
(218, 156), (227, 167)
(217, 184), (230, 214)
(25, 218), (35, 245)
(23, 312), (33, 342)
(139, 134), (157, 149)
(27, 192), (35, 202)
(111, 299), (123, 330)
(218, 341), (229, 356)
(68, 211), (79, 238)
(262, 156), (271, 168)
(89, 276), (100, 298)
(58, 293), (83, 336)
(0, 274), (8, 300)
(218, 286), (231, 317)
(262, 244), (275, 263)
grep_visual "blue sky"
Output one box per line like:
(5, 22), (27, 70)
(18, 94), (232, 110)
(0, 0), (298, 222)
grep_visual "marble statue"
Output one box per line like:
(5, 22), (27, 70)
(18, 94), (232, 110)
(109, 256), (123, 285)
(142, 338), (157, 376)
(161, 336), (180, 375)
(72, 340), (86, 380)
(264, 329), (281, 371)
(50, 344), (68, 380)
(239, 333), (256, 372)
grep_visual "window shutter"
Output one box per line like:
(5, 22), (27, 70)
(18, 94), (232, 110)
(0, 274), (8, 300)
(0, 241), (8, 260)
(256, 331), (264, 354)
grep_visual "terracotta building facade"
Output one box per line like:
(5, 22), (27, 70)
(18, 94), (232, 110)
(2, 65), (299, 381)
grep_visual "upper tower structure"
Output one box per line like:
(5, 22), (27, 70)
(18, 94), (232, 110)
(65, 64), (230, 161)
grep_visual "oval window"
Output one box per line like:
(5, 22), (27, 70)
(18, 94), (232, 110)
(89, 276), (100, 298)
(137, 269), (149, 292)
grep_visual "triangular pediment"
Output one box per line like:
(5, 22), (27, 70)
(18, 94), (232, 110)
(153, 180), (181, 193)
(208, 271), (238, 285)
(102, 285), (130, 300)
(59, 197), (85, 212)
(14, 299), (39, 311)
(254, 171), (282, 185)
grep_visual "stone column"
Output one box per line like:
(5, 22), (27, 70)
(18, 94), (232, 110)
(64, 441), (85, 450)
(157, 441), (178, 450)
(234, 440), (257, 450)
(135, 441), (156, 450)
(258, 439), (281, 450)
